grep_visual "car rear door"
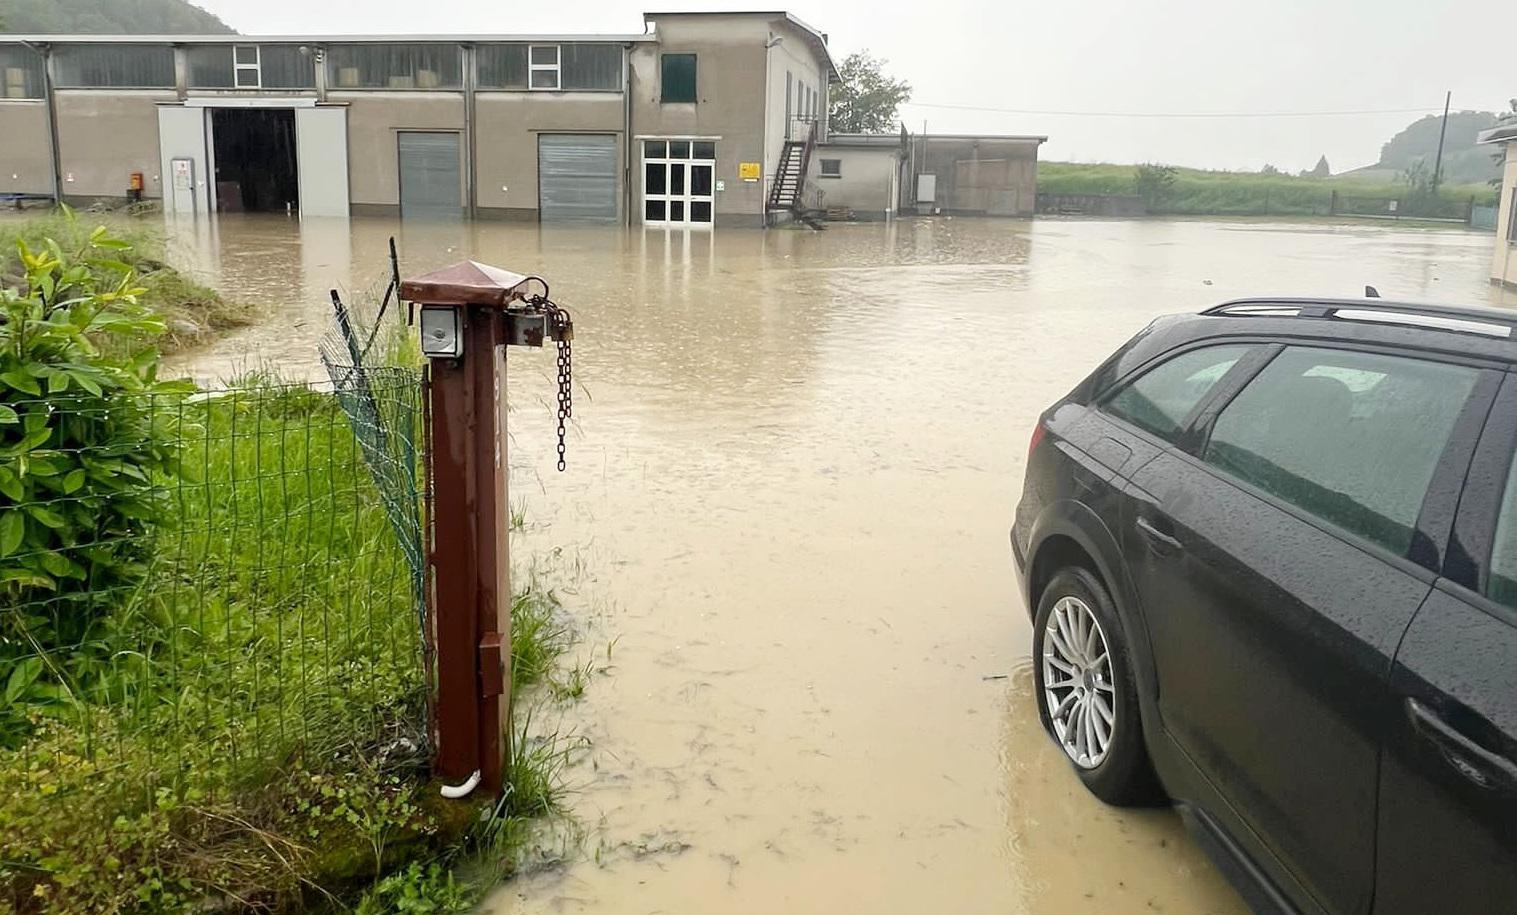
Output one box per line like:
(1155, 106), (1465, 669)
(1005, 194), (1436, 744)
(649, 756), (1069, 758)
(1375, 373), (1517, 914)
(1117, 344), (1498, 914)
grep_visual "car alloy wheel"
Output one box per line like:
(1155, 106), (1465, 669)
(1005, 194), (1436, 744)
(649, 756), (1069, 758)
(1041, 595), (1117, 769)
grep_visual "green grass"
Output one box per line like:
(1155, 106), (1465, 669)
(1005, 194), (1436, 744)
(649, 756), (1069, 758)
(0, 208), (248, 352)
(1, 378), (590, 913)
(1038, 161), (1498, 217)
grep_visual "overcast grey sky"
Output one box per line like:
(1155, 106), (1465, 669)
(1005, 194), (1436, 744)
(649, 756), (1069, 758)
(198, 0), (1513, 172)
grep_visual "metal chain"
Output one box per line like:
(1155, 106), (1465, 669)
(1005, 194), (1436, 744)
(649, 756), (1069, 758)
(527, 293), (573, 471)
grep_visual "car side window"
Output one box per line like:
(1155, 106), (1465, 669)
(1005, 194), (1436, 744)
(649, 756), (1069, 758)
(1487, 454), (1517, 608)
(1102, 345), (1250, 442)
(1203, 346), (1480, 555)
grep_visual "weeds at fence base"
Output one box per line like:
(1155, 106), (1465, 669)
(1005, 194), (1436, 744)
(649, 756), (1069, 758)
(2, 372), (593, 913)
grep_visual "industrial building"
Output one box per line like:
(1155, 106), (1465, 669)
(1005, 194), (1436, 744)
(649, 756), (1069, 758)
(1478, 122), (1517, 289)
(0, 11), (1044, 227)
(0, 11), (835, 227)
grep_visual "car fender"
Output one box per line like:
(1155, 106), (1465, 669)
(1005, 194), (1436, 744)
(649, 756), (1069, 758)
(1026, 499), (1160, 709)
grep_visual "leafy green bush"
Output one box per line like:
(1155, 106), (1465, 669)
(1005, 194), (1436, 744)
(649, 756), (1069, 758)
(0, 217), (192, 722)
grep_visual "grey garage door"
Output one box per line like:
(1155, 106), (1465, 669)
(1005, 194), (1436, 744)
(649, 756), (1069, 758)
(538, 134), (618, 222)
(398, 132), (461, 218)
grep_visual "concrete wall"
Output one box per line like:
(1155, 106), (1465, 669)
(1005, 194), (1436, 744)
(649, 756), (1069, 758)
(632, 15), (770, 226)
(332, 91), (465, 210)
(1493, 143), (1517, 288)
(474, 91), (624, 217)
(0, 101), (53, 196)
(763, 26), (825, 183)
(911, 137), (1041, 217)
(810, 146), (899, 219)
(55, 90), (175, 200)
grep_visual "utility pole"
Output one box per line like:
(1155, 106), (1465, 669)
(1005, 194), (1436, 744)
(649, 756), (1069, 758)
(1431, 90), (1451, 195)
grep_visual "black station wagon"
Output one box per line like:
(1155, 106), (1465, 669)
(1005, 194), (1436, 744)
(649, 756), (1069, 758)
(1012, 298), (1517, 915)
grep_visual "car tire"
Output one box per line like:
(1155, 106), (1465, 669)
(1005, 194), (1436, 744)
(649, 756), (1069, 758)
(1032, 565), (1164, 806)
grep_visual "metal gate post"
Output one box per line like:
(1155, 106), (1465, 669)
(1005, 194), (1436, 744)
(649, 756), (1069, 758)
(401, 260), (562, 798)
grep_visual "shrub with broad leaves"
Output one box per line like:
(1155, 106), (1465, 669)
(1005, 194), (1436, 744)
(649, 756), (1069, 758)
(0, 212), (192, 727)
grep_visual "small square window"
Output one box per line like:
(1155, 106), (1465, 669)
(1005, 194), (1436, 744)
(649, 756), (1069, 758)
(235, 67), (260, 88)
(234, 45), (259, 66)
(644, 140), (667, 158)
(691, 201), (712, 223)
(692, 141), (715, 160)
(645, 199), (666, 221)
(669, 140), (690, 159)
(670, 201), (685, 222)
(661, 53), (696, 103)
(529, 44), (560, 90)
(820, 158), (842, 178)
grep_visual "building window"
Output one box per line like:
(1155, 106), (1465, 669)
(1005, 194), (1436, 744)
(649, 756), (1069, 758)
(0, 45), (45, 98)
(529, 45), (559, 90)
(560, 44), (621, 90)
(234, 45), (261, 88)
(476, 44), (620, 91)
(643, 138), (715, 226)
(327, 43), (461, 90)
(477, 45), (526, 88)
(820, 158), (842, 178)
(52, 45), (175, 88)
(186, 45), (314, 90)
(661, 54), (696, 103)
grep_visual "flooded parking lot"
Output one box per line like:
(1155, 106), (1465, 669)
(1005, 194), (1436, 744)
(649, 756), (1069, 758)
(164, 215), (1509, 913)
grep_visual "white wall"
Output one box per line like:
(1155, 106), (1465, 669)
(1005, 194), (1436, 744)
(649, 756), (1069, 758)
(810, 146), (899, 219)
(763, 23), (825, 190)
(1494, 143), (1517, 288)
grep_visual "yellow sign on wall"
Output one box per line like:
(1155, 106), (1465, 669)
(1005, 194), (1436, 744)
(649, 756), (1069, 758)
(738, 162), (761, 181)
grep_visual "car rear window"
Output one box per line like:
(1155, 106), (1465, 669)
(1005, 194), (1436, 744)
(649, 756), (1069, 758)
(1487, 454), (1517, 609)
(1203, 346), (1479, 555)
(1102, 344), (1250, 442)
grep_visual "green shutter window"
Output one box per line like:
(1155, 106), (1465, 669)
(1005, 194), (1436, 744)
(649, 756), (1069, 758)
(661, 53), (696, 103)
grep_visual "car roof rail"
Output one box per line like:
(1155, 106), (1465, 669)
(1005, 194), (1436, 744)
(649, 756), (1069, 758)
(1201, 297), (1517, 340)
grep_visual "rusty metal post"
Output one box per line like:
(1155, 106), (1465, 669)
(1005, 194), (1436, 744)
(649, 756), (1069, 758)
(401, 261), (551, 799)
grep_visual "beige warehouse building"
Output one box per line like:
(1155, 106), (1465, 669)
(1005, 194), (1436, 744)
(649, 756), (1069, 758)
(0, 11), (837, 227)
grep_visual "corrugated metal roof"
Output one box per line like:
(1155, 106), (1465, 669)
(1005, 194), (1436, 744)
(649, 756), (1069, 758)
(1477, 123), (1517, 145)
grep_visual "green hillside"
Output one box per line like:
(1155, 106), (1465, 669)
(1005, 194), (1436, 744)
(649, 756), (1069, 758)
(1357, 110), (1502, 186)
(0, 0), (233, 33)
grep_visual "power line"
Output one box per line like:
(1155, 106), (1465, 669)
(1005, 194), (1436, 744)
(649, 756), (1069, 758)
(898, 101), (1445, 119)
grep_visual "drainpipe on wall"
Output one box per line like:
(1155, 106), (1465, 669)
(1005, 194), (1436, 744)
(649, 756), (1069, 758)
(462, 43), (477, 221)
(313, 45), (328, 103)
(25, 41), (63, 206)
(172, 44), (188, 100)
(623, 42), (633, 227)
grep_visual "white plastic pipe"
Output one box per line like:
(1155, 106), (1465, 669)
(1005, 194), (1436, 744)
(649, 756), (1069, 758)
(439, 769), (481, 799)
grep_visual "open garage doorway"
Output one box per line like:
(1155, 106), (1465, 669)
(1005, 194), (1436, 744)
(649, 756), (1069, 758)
(211, 108), (299, 213)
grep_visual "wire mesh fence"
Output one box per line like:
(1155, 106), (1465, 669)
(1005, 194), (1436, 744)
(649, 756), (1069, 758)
(1, 368), (427, 805)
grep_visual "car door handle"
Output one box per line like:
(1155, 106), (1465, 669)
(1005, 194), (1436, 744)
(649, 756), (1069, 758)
(1135, 516), (1183, 554)
(1406, 698), (1517, 794)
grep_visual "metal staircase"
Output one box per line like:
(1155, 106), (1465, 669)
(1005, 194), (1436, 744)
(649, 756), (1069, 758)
(767, 119), (824, 227)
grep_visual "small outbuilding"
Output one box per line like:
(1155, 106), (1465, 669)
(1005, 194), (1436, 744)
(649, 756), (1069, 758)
(903, 134), (1046, 217)
(1477, 123), (1517, 289)
(807, 132), (906, 220)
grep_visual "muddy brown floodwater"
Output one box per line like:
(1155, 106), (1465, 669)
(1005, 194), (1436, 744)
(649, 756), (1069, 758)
(160, 214), (1511, 914)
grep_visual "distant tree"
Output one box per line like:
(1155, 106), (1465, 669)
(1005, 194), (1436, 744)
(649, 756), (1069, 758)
(1310, 155), (1331, 178)
(1260, 164), (1283, 176)
(1133, 163), (1178, 210)
(1400, 158), (1434, 198)
(828, 52), (911, 134)
(0, 0), (233, 33)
